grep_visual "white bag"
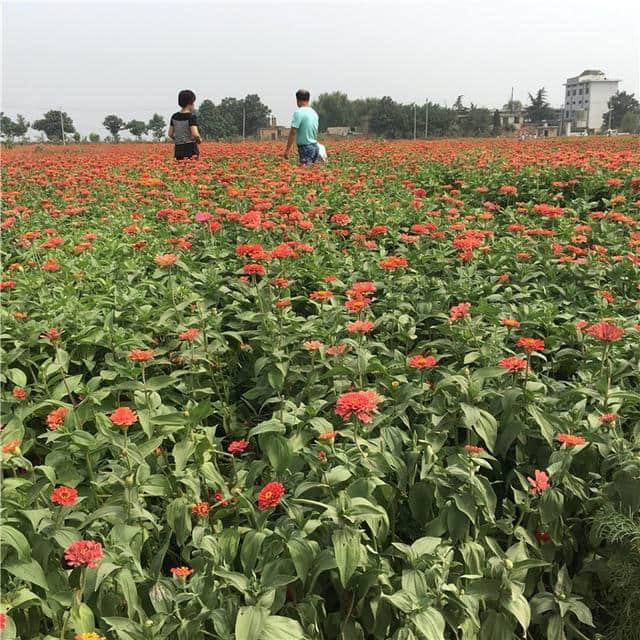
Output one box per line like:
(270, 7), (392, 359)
(317, 143), (328, 163)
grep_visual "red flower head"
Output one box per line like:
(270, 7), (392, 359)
(243, 263), (266, 276)
(170, 566), (193, 578)
(179, 328), (199, 342)
(0, 280), (16, 290)
(464, 444), (484, 454)
(110, 407), (138, 428)
(449, 302), (471, 322)
(499, 357), (527, 373)
(527, 470), (550, 495)
(599, 412), (618, 424)
(335, 390), (383, 424)
(46, 406), (69, 431)
(347, 320), (374, 333)
(575, 320), (589, 331)
(64, 540), (103, 569)
(275, 298), (291, 309)
(304, 340), (323, 351)
(309, 290), (332, 301)
(42, 327), (63, 341)
(42, 258), (60, 272)
(408, 354), (437, 369)
(0, 612), (6, 631)
(154, 253), (178, 267)
(51, 485), (78, 506)
(501, 318), (520, 328)
(585, 321), (625, 342)
(227, 439), (249, 454)
(318, 430), (338, 441)
(517, 337), (545, 353)
(1, 438), (21, 455)
(191, 502), (211, 517)
(12, 387), (27, 400)
(379, 256), (408, 270)
(556, 433), (586, 447)
(327, 344), (347, 356)
(257, 481), (285, 511)
(535, 530), (551, 543)
(128, 349), (154, 362)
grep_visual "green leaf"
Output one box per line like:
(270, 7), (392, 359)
(215, 568), (250, 593)
(248, 418), (286, 438)
(241, 530), (267, 573)
(3, 559), (49, 590)
(116, 568), (140, 618)
(0, 525), (31, 561)
(7, 368), (27, 387)
(70, 602), (95, 633)
(173, 438), (196, 474)
(461, 403), (498, 452)
(479, 611), (514, 640)
(234, 606), (268, 640)
(504, 589), (530, 632)
(332, 528), (361, 588)
(528, 405), (555, 446)
(262, 615), (305, 640)
(145, 375), (175, 390)
(262, 434), (291, 473)
(547, 614), (566, 640)
(411, 607), (445, 640)
(149, 580), (175, 614)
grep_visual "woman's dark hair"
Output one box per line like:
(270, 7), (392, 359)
(296, 89), (310, 102)
(178, 90), (196, 108)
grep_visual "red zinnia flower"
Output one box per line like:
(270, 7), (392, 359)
(585, 321), (624, 342)
(408, 354), (437, 369)
(335, 390), (383, 424)
(327, 344), (347, 356)
(227, 439), (249, 454)
(556, 433), (586, 447)
(304, 340), (323, 351)
(109, 407), (138, 428)
(0, 280), (16, 290)
(191, 502), (211, 517)
(501, 318), (520, 328)
(243, 263), (266, 276)
(517, 337), (545, 353)
(347, 320), (374, 333)
(379, 256), (408, 270)
(128, 349), (154, 362)
(309, 290), (332, 300)
(449, 302), (470, 322)
(42, 258), (60, 272)
(1, 438), (21, 455)
(46, 406), (69, 431)
(257, 481), (285, 511)
(499, 357), (527, 373)
(179, 328), (199, 341)
(318, 430), (338, 440)
(275, 298), (291, 308)
(575, 320), (589, 331)
(599, 412), (618, 424)
(170, 566), (193, 578)
(154, 253), (178, 267)
(51, 485), (78, 506)
(464, 444), (484, 454)
(64, 540), (103, 569)
(42, 327), (63, 341)
(535, 530), (551, 543)
(527, 470), (550, 495)
(12, 387), (27, 400)
(0, 613), (6, 631)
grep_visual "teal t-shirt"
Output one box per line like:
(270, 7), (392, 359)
(291, 106), (318, 145)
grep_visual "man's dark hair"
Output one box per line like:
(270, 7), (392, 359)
(296, 89), (310, 102)
(178, 90), (196, 108)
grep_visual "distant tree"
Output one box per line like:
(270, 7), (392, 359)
(32, 110), (75, 141)
(13, 114), (30, 140)
(602, 91), (640, 130)
(73, 132), (81, 143)
(461, 105), (492, 137)
(502, 99), (523, 112)
(147, 113), (166, 141)
(453, 95), (466, 112)
(620, 110), (640, 133)
(312, 92), (353, 130)
(526, 88), (553, 123)
(369, 96), (406, 138)
(198, 99), (236, 139)
(103, 115), (126, 142)
(89, 132), (100, 143)
(126, 119), (148, 140)
(492, 109), (502, 135)
(1, 112), (18, 140)
(243, 94), (270, 136)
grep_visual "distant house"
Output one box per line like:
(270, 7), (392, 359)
(257, 117), (290, 141)
(326, 126), (350, 137)
(500, 109), (526, 131)
(562, 69), (620, 134)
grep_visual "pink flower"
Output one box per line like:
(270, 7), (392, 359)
(335, 390), (383, 424)
(527, 470), (550, 495)
(64, 540), (103, 569)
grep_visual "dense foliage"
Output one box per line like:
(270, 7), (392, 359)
(1, 138), (639, 640)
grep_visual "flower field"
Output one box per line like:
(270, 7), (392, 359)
(1, 137), (640, 640)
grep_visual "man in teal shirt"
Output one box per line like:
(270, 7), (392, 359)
(283, 89), (319, 166)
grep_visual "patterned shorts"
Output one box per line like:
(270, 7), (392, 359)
(298, 143), (319, 166)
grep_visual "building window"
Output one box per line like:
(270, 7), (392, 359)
(578, 89), (583, 95)
(565, 110), (570, 118)
(514, 116), (519, 124)
(585, 85), (589, 93)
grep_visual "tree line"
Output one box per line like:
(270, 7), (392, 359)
(1, 90), (638, 143)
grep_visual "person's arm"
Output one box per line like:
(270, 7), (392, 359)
(283, 127), (297, 158)
(189, 113), (201, 144)
(168, 125), (175, 139)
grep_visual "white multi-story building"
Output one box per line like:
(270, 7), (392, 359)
(562, 70), (620, 133)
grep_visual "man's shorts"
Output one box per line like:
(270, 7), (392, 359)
(175, 142), (199, 160)
(298, 143), (319, 166)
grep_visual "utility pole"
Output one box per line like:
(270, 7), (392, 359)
(413, 104), (417, 139)
(60, 109), (66, 145)
(425, 100), (429, 138)
(242, 104), (246, 140)
(608, 108), (612, 131)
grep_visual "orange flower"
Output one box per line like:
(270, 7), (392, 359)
(335, 390), (383, 424)
(556, 433), (586, 447)
(257, 481), (285, 511)
(179, 328), (199, 341)
(12, 387), (27, 400)
(449, 302), (470, 322)
(501, 318), (520, 328)
(304, 340), (323, 351)
(154, 253), (178, 267)
(170, 566), (193, 578)
(318, 430), (338, 440)
(191, 502), (211, 517)
(516, 337), (545, 353)
(586, 321), (624, 342)
(408, 354), (437, 369)
(51, 485), (78, 506)
(1, 438), (21, 455)
(527, 470), (550, 495)
(347, 320), (374, 333)
(46, 406), (69, 431)
(379, 256), (408, 270)
(464, 444), (484, 454)
(499, 357), (527, 373)
(128, 349), (154, 362)
(110, 407), (138, 428)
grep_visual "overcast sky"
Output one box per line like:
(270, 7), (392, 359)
(2, 0), (639, 137)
